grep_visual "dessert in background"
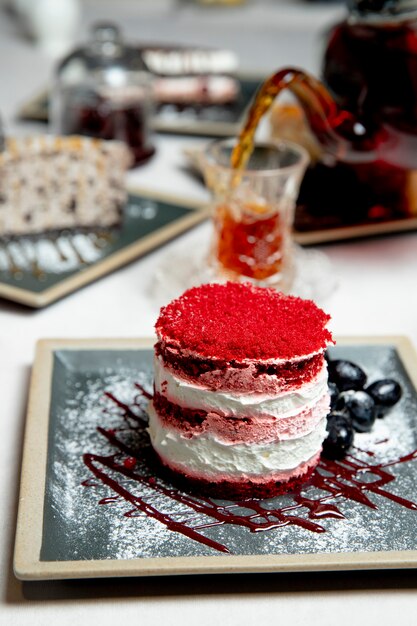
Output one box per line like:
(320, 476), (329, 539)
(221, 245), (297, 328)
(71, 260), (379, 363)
(143, 47), (238, 76)
(144, 47), (240, 106)
(148, 282), (333, 498)
(0, 135), (131, 238)
(154, 75), (239, 106)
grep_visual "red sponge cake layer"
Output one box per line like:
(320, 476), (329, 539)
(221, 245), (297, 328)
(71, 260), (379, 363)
(156, 282), (332, 362)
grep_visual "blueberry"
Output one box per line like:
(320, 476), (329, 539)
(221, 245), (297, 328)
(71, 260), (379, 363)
(328, 382), (340, 410)
(339, 390), (376, 432)
(326, 410), (353, 427)
(366, 379), (402, 409)
(322, 412), (354, 460)
(327, 359), (367, 391)
(335, 389), (355, 411)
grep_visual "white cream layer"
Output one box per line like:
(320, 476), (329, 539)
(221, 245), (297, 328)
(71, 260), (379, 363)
(154, 355), (328, 419)
(148, 402), (327, 478)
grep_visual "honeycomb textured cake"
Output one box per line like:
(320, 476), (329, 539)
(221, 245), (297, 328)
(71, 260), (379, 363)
(0, 135), (131, 237)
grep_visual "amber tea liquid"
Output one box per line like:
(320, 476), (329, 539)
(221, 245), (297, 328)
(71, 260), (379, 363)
(214, 202), (285, 281)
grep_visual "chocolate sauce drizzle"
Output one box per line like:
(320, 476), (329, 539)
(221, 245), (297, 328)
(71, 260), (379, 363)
(82, 386), (417, 554)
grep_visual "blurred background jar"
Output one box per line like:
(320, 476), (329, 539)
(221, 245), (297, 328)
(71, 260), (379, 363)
(51, 22), (155, 166)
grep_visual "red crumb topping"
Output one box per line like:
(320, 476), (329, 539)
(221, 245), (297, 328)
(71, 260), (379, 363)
(123, 457), (137, 470)
(156, 282), (333, 361)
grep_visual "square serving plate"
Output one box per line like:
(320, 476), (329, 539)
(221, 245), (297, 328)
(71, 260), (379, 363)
(14, 336), (417, 580)
(0, 190), (208, 308)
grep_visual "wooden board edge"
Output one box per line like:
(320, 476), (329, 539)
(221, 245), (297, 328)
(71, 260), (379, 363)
(126, 187), (208, 211)
(15, 549), (417, 581)
(294, 218), (417, 246)
(13, 340), (54, 580)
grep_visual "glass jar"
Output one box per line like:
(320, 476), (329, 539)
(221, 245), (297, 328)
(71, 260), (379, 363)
(51, 22), (155, 166)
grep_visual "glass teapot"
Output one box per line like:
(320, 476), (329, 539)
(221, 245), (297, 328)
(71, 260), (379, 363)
(262, 0), (417, 224)
(51, 22), (155, 166)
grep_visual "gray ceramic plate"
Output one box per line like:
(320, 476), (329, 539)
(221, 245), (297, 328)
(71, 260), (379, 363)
(0, 190), (208, 308)
(14, 336), (417, 580)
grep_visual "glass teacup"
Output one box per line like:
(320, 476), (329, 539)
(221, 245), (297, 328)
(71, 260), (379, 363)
(202, 138), (309, 292)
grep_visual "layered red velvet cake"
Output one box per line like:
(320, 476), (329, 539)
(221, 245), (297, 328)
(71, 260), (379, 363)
(148, 282), (333, 498)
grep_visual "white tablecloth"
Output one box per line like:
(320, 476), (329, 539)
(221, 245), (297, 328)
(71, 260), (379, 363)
(1, 3), (417, 624)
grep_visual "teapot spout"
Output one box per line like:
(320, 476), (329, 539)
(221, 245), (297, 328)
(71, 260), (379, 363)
(232, 67), (378, 171)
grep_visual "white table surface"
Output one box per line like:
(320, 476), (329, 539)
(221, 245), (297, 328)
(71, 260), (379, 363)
(1, 3), (417, 625)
